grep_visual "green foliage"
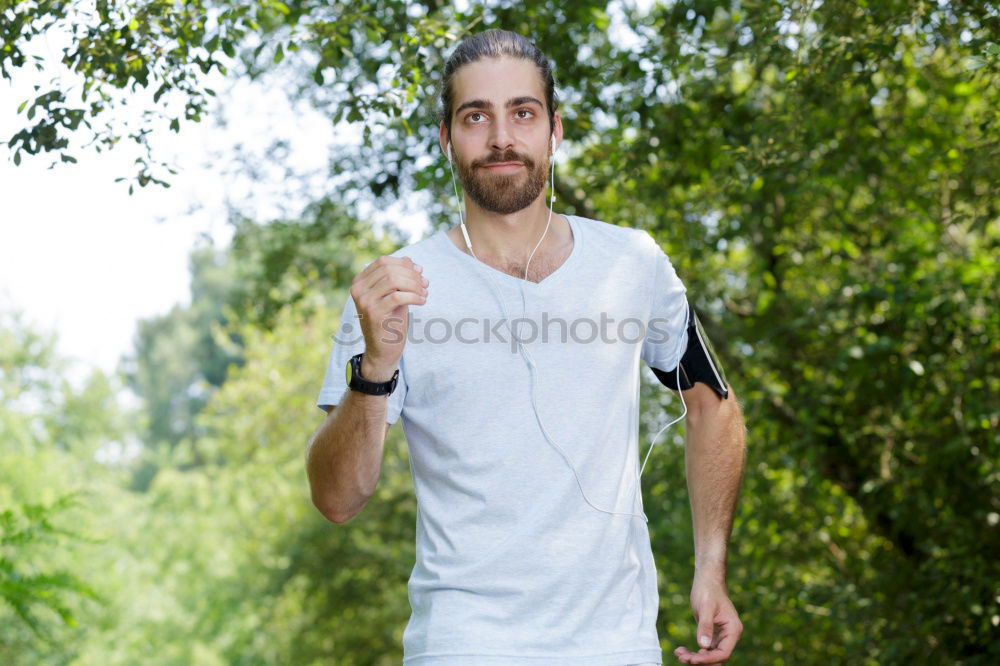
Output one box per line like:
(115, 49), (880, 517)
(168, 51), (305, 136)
(187, 293), (416, 664)
(0, 309), (129, 664)
(0, 493), (102, 642)
(117, 197), (396, 491)
(226, 196), (406, 330)
(3, 0), (245, 189)
(118, 241), (243, 467)
(1, 0), (468, 191)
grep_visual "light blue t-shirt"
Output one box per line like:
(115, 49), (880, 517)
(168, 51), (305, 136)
(317, 214), (689, 665)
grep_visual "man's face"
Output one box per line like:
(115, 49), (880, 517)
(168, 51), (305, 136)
(445, 57), (556, 215)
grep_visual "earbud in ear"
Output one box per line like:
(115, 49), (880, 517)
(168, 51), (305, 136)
(550, 136), (556, 154)
(447, 143), (452, 163)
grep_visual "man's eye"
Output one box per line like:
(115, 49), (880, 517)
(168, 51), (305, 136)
(467, 112), (484, 123)
(516, 109), (534, 119)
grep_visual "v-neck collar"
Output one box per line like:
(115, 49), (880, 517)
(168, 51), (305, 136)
(438, 214), (582, 290)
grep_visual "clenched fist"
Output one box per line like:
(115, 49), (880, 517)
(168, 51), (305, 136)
(349, 255), (429, 381)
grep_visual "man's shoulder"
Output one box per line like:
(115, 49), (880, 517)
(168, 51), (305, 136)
(573, 215), (657, 253)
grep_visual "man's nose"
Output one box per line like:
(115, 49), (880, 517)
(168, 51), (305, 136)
(488, 115), (514, 153)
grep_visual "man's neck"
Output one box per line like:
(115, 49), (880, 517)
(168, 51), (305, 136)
(459, 197), (565, 263)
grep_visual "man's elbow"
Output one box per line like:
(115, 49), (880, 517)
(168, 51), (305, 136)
(326, 511), (355, 525)
(312, 498), (352, 524)
(311, 490), (368, 525)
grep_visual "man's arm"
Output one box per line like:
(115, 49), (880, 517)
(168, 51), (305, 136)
(674, 382), (746, 665)
(685, 382), (746, 581)
(305, 356), (396, 524)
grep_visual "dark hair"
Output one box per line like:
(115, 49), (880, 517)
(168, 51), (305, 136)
(439, 29), (558, 140)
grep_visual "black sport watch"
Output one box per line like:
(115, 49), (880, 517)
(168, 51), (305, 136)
(345, 352), (399, 396)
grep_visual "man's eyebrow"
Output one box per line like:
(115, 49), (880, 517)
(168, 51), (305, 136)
(454, 96), (545, 116)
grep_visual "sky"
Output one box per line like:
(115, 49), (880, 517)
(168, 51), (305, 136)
(0, 44), (427, 390)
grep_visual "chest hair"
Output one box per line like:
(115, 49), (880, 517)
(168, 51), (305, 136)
(490, 248), (570, 283)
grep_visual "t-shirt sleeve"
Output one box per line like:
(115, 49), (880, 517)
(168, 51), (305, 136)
(641, 236), (690, 373)
(315, 293), (407, 425)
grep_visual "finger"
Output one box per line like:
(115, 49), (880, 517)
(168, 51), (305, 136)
(674, 646), (700, 663)
(673, 642), (735, 663)
(707, 605), (742, 651)
(354, 259), (422, 296)
(353, 256), (422, 293)
(680, 631), (736, 663)
(673, 647), (729, 665)
(369, 275), (428, 319)
(369, 270), (428, 302)
(354, 264), (428, 315)
(709, 621), (741, 659)
(364, 255), (419, 274)
(363, 275), (427, 315)
(674, 643), (734, 664)
(374, 288), (427, 315)
(695, 618), (714, 652)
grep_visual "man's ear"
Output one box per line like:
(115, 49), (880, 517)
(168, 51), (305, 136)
(439, 122), (450, 161)
(552, 112), (564, 153)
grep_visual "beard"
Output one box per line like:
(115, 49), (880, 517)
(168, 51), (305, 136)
(455, 147), (548, 215)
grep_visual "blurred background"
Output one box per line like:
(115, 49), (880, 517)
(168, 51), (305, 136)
(1, 1), (997, 664)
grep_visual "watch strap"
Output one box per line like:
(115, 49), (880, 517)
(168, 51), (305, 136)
(346, 352), (399, 396)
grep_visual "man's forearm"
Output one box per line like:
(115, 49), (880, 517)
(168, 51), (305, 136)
(684, 390), (747, 583)
(305, 358), (397, 522)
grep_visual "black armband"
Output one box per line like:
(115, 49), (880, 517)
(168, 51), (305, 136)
(650, 303), (729, 399)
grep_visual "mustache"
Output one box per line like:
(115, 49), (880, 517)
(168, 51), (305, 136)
(472, 150), (535, 169)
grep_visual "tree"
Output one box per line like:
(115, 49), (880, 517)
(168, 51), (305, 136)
(0, 309), (120, 663)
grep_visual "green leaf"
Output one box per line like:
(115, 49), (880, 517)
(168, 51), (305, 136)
(591, 8), (610, 31)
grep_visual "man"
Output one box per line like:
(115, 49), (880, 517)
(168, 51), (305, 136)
(306, 29), (745, 666)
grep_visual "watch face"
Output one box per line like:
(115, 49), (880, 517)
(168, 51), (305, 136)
(347, 353), (366, 389)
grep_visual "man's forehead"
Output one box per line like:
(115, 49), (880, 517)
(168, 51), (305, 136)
(452, 57), (546, 110)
